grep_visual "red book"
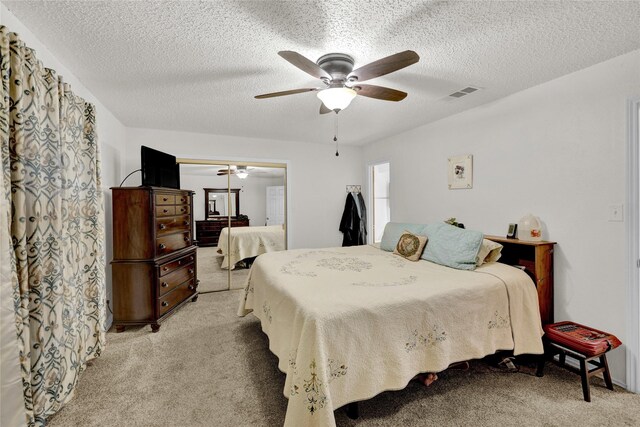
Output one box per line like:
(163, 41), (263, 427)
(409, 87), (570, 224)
(544, 321), (622, 357)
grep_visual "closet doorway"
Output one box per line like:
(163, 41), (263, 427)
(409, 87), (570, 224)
(178, 158), (287, 293)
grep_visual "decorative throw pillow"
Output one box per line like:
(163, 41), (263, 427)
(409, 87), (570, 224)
(476, 239), (503, 266)
(393, 231), (428, 261)
(380, 222), (428, 251)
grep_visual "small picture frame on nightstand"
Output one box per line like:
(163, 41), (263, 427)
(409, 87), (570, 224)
(507, 223), (517, 239)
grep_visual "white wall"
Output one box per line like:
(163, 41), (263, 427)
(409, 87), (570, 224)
(125, 127), (364, 249)
(0, 4), (127, 330)
(363, 49), (640, 385)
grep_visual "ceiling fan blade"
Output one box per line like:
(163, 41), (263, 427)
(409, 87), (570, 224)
(319, 103), (332, 114)
(348, 50), (419, 83)
(278, 51), (331, 80)
(255, 88), (319, 99)
(353, 84), (407, 102)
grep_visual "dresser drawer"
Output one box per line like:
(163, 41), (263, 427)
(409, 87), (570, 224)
(159, 251), (196, 277)
(156, 215), (191, 236)
(175, 205), (190, 216)
(158, 280), (196, 316)
(176, 194), (191, 205)
(156, 205), (176, 217)
(158, 264), (195, 296)
(157, 232), (192, 255)
(155, 194), (175, 205)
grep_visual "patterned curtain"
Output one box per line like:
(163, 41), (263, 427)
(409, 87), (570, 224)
(0, 26), (106, 426)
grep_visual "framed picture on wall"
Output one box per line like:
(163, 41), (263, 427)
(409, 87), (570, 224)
(448, 155), (473, 189)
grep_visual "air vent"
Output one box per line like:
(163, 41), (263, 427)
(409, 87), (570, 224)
(449, 86), (480, 98)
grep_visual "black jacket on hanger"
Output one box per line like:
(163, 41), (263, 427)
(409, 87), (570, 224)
(339, 193), (367, 246)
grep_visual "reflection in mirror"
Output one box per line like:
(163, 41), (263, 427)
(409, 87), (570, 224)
(180, 164), (232, 293)
(205, 188), (239, 219)
(227, 166), (286, 290)
(179, 162), (287, 293)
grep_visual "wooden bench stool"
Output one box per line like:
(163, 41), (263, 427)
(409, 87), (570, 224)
(541, 321), (621, 402)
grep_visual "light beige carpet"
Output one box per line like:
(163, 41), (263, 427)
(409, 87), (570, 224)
(48, 290), (640, 426)
(197, 246), (249, 292)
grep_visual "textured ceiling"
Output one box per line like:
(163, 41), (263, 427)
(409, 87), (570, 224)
(4, 1), (640, 145)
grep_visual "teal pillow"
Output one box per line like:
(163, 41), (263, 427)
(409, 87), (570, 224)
(421, 223), (483, 270)
(380, 222), (427, 251)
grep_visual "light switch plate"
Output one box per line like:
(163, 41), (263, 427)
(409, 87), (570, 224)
(608, 204), (623, 222)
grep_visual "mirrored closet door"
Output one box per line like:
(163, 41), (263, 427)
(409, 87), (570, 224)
(179, 160), (287, 292)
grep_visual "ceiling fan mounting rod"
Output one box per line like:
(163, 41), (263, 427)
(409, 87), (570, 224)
(317, 53), (354, 84)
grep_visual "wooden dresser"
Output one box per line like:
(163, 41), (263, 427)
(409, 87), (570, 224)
(195, 218), (250, 247)
(485, 235), (556, 325)
(111, 186), (198, 332)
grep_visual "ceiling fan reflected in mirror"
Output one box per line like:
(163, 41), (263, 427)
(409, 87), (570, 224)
(255, 50), (419, 113)
(217, 165), (251, 179)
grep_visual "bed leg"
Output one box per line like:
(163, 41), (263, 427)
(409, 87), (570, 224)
(536, 353), (546, 377)
(346, 402), (359, 420)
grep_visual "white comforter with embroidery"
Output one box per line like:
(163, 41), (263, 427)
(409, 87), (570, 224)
(217, 225), (285, 269)
(238, 245), (543, 427)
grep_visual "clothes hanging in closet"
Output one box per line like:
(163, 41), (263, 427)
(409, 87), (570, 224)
(339, 192), (367, 246)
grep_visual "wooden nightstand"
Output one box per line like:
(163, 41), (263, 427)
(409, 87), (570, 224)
(485, 235), (556, 325)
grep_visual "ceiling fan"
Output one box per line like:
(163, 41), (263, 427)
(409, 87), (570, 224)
(217, 165), (251, 179)
(255, 50), (420, 113)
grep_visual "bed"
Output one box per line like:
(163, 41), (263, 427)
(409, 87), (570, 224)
(237, 244), (544, 427)
(217, 225), (285, 270)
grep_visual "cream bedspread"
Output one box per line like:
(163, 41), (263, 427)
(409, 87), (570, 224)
(238, 245), (543, 427)
(217, 225), (285, 270)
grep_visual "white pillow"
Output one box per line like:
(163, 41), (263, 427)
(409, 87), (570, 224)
(476, 239), (503, 266)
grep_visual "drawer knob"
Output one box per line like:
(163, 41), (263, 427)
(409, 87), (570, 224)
(163, 209), (168, 213)
(163, 197), (168, 201)
(188, 285), (195, 291)
(188, 268), (194, 274)
(189, 256), (194, 261)
(162, 266), (168, 271)
(180, 208), (186, 212)
(161, 301), (169, 307)
(183, 221), (189, 226)
(159, 224), (166, 230)
(159, 243), (166, 250)
(184, 237), (190, 242)
(180, 198), (186, 203)
(161, 282), (168, 288)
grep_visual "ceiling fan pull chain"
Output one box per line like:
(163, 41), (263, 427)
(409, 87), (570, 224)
(334, 112), (339, 157)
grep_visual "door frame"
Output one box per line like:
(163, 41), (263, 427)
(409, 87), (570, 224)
(626, 96), (640, 393)
(367, 160), (391, 243)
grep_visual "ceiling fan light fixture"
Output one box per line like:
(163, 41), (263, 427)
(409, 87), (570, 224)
(317, 87), (357, 112)
(236, 171), (248, 179)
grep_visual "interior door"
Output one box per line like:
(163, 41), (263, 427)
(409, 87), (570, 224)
(266, 186), (285, 225)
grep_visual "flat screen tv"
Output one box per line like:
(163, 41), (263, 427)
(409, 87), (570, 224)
(141, 146), (180, 189)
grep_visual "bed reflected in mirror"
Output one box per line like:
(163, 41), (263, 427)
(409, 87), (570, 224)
(227, 166), (286, 290)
